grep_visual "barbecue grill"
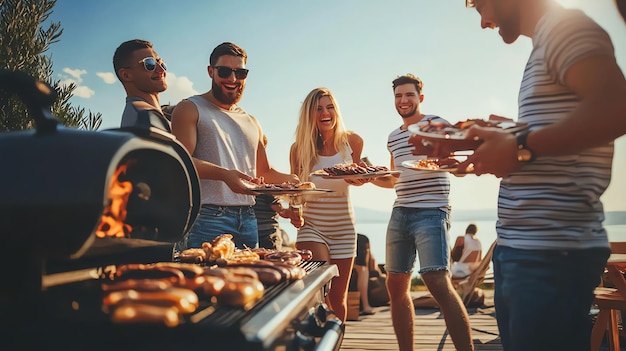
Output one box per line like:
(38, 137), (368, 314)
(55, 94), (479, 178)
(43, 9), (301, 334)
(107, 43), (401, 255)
(0, 69), (343, 351)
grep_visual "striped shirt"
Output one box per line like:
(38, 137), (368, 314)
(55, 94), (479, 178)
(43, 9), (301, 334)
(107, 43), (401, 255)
(497, 5), (614, 251)
(387, 115), (451, 211)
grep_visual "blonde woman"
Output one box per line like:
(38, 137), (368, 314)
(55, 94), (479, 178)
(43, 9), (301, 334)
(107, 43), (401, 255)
(290, 87), (367, 322)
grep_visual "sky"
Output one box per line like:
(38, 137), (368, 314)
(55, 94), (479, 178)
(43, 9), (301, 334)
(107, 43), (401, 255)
(46, 0), (626, 214)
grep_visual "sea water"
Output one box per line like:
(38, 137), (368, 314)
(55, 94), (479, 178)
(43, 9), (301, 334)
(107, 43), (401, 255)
(279, 219), (626, 277)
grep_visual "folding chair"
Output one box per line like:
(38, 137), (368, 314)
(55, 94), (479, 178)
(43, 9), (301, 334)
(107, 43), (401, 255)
(591, 242), (626, 351)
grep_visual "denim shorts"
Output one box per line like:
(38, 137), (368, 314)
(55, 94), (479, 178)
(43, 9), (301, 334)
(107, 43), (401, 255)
(493, 245), (610, 351)
(181, 204), (258, 250)
(385, 207), (450, 274)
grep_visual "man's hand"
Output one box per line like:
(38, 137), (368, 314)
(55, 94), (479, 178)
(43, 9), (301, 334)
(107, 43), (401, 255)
(458, 127), (520, 178)
(408, 134), (482, 159)
(222, 169), (260, 195)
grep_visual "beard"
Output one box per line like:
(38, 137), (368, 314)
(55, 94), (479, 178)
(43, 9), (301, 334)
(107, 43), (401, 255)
(396, 105), (417, 119)
(212, 80), (244, 106)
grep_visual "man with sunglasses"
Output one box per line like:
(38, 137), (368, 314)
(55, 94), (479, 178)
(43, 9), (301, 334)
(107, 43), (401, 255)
(171, 42), (299, 250)
(411, 1), (626, 350)
(113, 39), (169, 131)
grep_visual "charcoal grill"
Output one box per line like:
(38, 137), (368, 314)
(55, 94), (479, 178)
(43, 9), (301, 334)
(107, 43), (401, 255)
(0, 69), (342, 351)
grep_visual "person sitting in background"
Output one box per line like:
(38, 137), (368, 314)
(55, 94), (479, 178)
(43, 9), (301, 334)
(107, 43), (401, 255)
(354, 234), (376, 315)
(350, 234), (389, 311)
(451, 224), (482, 279)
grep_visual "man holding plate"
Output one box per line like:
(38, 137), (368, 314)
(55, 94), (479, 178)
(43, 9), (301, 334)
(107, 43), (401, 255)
(410, 1), (626, 350)
(371, 74), (474, 351)
(171, 42), (298, 250)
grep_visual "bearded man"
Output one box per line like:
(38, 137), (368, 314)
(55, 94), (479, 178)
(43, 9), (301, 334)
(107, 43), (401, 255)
(171, 42), (298, 250)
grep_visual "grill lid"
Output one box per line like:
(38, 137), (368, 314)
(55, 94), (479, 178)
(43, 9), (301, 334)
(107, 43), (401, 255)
(0, 69), (200, 259)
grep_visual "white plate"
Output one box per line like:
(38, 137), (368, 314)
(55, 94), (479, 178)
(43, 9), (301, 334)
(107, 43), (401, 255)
(310, 170), (401, 179)
(401, 159), (459, 173)
(408, 120), (528, 140)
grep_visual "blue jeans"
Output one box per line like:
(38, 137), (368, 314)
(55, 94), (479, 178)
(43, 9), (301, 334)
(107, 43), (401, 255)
(385, 207), (450, 274)
(493, 245), (610, 351)
(181, 204), (258, 250)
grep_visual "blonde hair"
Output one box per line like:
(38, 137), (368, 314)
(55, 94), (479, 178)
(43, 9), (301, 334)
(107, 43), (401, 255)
(293, 87), (350, 181)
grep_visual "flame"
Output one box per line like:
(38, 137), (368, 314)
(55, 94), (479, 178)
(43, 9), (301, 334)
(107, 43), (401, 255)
(96, 163), (133, 238)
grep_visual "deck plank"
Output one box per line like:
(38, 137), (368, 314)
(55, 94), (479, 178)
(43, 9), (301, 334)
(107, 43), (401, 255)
(340, 290), (501, 351)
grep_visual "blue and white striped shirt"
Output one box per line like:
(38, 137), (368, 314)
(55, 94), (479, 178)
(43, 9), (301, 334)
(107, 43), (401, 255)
(387, 115), (451, 211)
(497, 5), (614, 250)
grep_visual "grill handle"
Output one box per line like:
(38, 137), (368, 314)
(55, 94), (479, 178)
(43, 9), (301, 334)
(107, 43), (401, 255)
(0, 68), (59, 134)
(289, 303), (344, 351)
(312, 318), (344, 351)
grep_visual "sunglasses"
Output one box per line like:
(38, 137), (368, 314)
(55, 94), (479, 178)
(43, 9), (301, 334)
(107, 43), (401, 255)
(214, 66), (249, 79)
(129, 57), (167, 72)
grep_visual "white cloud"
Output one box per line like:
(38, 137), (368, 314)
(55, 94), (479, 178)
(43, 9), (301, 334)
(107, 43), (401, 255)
(72, 85), (95, 98)
(62, 67), (86, 83)
(58, 67), (96, 99)
(97, 72), (117, 84)
(160, 72), (199, 106)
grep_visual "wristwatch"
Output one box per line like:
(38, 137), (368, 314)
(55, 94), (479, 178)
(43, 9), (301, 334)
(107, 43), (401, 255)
(516, 131), (535, 162)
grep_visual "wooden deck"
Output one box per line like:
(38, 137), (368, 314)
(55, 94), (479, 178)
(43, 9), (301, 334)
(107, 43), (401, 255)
(340, 289), (502, 351)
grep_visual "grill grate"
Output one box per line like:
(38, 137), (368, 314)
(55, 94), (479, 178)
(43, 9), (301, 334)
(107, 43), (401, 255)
(188, 260), (325, 329)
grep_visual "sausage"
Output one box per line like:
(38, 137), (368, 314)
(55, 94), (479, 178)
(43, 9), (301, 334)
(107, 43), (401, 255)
(216, 261), (291, 281)
(113, 264), (187, 286)
(111, 303), (181, 327)
(186, 275), (226, 297)
(269, 261), (307, 280)
(103, 287), (199, 314)
(178, 248), (207, 263)
(295, 249), (313, 261)
(265, 251), (302, 266)
(151, 262), (204, 278)
(218, 266), (282, 285)
(203, 266), (259, 281)
(102, 278), (172, 292)
(217, 277), (265, 309)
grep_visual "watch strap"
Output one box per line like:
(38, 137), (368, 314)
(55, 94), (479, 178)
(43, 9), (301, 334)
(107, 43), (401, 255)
(516, 131), (535, 162)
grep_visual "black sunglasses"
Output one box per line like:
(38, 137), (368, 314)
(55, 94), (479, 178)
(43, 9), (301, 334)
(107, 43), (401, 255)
(214, 66), (249, 79)
(128, 57), (167, 72)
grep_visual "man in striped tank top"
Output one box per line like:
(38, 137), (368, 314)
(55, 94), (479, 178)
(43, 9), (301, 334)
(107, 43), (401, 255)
(415, 1), (626, 350)
(371, 74), (474, 351)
